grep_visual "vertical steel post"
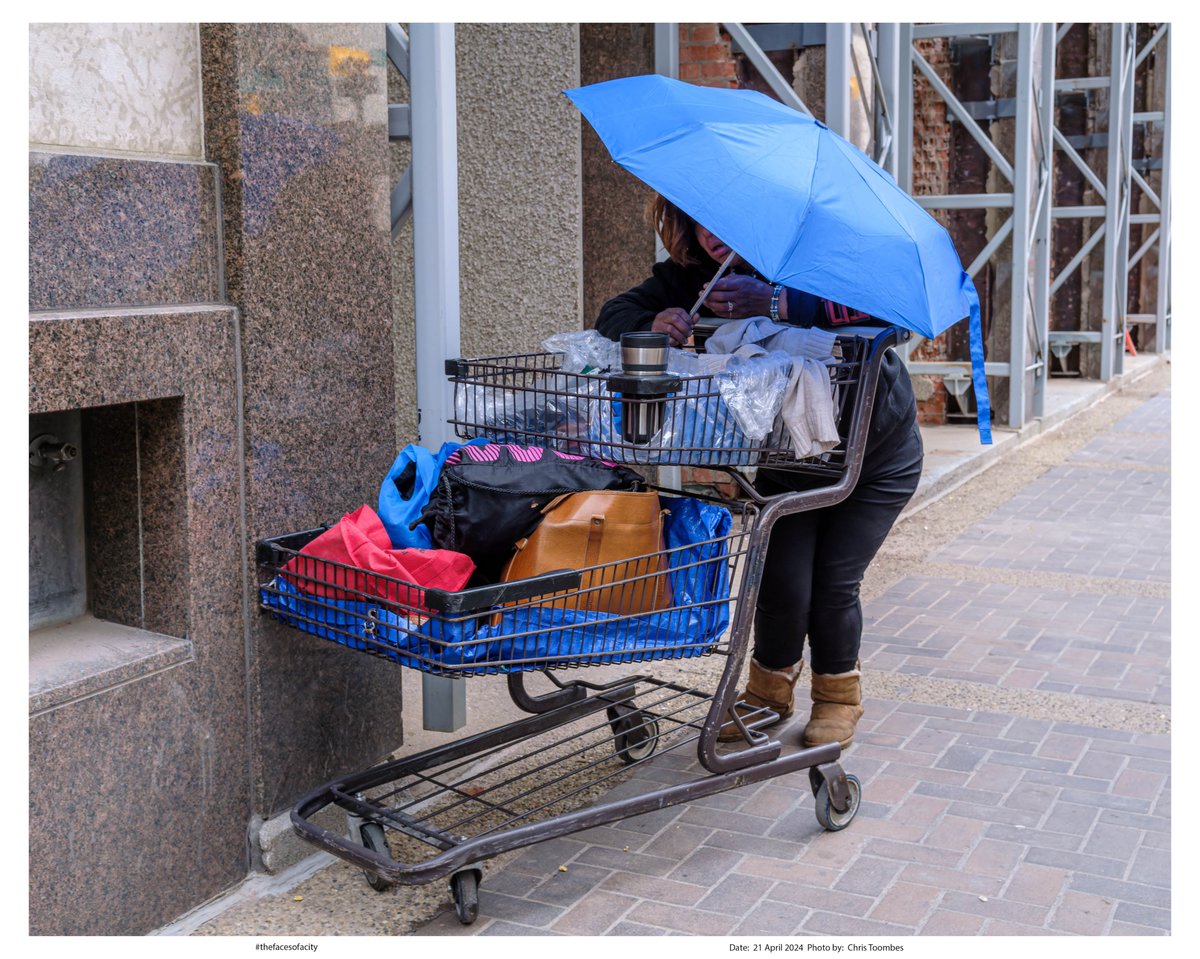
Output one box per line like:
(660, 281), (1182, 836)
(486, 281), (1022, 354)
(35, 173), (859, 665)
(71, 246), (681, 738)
(410, 23), (466, 732)
(894, 23), (916, 367)
(1116, 25), (1136, 376)
(1102, 24), (1132, 380)
(1156, 26), (1171, 351)
(655, 23), (679, 79)
(897, 23), (915, 194)
(825, 23), (853, 139)
(654, 22), (679, 269)
(1009, 23), (1035, 427)
(1032, 23), (1056, 418)
(876, 23), (902, 180)
(654, 22), (683, 494)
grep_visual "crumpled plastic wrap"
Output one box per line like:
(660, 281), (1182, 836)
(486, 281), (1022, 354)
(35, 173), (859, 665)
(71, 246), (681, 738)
(714, 352), (792, 441)
(542, 329), (621, 373)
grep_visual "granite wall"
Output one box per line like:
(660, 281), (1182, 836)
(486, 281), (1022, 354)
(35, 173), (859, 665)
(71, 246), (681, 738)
(28, 139), (248, 936)
(390, 22), (586, 451)
(29, 21), (402, 934)
(29, 308), (246, 936)
(199, 23), (404, 817)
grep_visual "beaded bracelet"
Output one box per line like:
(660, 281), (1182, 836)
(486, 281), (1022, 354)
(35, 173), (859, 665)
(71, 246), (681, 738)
(769, 284), (784, 322)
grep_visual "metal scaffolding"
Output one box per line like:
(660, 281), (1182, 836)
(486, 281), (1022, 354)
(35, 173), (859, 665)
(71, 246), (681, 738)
(693, 22), (1170, 432)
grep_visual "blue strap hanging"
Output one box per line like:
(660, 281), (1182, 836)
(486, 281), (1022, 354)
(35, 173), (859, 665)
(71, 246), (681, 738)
(965, 280), (993, 445)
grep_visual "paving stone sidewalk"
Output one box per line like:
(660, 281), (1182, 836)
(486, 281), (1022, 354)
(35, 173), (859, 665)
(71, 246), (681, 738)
(414, 384), (1171, 938)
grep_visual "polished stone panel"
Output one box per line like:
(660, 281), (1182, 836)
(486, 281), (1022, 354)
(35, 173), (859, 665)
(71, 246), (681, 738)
(28, 153), (222, 311)
(201, 23), (403, 816)
(28, 307), (249, 936)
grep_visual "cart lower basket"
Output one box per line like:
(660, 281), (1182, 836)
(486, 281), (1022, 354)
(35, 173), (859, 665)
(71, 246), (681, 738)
(263, 327), (902, 924)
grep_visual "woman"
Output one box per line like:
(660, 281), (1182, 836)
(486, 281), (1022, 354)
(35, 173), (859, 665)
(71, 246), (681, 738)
(596, 196), (924, 749)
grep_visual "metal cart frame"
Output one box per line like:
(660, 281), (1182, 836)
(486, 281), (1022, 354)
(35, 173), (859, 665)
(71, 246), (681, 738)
(260, 326), (904, 924)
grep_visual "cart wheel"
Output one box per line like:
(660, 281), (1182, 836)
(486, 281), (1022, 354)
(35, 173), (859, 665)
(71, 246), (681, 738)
(606, 705), (660, 765)
(808, 766), (824, 798)
(615, 715), (660, 764)
(450, 868), (482, 925)
(814, 774), (862, 832)
(358, 822), (395, 892)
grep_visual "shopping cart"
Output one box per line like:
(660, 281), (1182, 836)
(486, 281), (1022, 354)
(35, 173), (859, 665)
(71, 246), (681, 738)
(258, 325), (904, 924)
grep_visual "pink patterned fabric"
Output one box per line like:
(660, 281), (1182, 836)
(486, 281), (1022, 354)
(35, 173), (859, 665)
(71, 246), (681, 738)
(445, 443), (608, 467)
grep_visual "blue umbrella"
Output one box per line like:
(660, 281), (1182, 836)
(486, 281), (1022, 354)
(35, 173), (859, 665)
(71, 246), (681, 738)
(565, 73), (991, 444)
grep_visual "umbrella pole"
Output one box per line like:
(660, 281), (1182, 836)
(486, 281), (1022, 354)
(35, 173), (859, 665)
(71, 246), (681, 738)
(688, 250), (739, 318)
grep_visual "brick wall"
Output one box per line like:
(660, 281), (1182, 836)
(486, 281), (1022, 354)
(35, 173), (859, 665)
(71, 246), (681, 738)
(910, 37), (955, 424)
(678, 24), (738, 87)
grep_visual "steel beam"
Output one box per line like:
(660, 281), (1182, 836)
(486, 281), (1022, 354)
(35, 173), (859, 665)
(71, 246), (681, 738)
(410, 23), (466, 731)
(825, 23), (853, 139)
(722, 22), (813, 116)
(875, 23), (901, 179)
(1102, 24), (1135, 380)
(914, 193), (1014, 209)
(1009, 24), (1035, 428)
(897, 23), (915, 193)
(654, 23), (679, 79)
(1032, 23), (1055, 418)
(911, 24), (1018, 39)
(1156, 27), (1172, 350)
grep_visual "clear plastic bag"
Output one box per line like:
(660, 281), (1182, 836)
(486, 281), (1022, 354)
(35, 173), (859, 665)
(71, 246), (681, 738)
(714, 352), (792, 441)
(542, 329), (621, 373)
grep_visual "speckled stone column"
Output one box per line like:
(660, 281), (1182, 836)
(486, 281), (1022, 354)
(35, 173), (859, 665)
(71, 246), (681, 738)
(200, 24), (404, 816)
(29, 307), (247, 935)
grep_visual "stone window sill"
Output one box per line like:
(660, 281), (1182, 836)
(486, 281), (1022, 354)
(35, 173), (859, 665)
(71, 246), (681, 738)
(29, 614), (192, 715)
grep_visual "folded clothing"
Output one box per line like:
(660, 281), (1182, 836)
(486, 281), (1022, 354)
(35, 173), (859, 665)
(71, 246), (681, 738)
(704, 316), (836, 362)
(282, 504), (475, 612)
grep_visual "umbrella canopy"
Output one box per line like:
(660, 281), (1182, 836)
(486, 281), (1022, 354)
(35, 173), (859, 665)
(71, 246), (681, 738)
(566, 74), (991, 443)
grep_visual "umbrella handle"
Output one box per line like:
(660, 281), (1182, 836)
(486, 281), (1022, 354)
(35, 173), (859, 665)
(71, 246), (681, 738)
(688, 250), (739, 318)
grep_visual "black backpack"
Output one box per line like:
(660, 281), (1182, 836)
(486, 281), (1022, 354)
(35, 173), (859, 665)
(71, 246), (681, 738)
(413, 444), (647, 583)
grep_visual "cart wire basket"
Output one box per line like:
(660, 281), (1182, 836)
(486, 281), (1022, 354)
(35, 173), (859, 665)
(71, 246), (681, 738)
(269, 326), (904, 924)
(445, 333), (871, 472)
(258, 493), (754, 677)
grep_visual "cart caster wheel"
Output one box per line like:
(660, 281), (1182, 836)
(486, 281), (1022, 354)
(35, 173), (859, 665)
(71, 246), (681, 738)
(358, 822), (395, 892)
(450, 868), (482, 925)
(606, 705), (660, 765)
(814, 774), (861, 832)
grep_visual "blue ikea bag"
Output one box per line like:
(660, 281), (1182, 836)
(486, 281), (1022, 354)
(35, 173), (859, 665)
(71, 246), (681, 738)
(377, 439), (487, 549)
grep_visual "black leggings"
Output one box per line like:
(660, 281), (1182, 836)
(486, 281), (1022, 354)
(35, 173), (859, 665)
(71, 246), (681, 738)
(753, 421), (924, 675)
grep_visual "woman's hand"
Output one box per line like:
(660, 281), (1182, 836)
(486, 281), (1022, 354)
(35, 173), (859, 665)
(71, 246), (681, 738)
(704, 274), (775, 319)
(651, 307), (695, 347)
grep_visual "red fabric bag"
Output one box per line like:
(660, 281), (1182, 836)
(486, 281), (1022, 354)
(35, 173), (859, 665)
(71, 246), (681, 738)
(283, 505), (475, 612)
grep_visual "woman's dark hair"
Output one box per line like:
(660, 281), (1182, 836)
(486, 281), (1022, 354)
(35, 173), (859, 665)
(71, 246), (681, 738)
(648, 194), (701, 267)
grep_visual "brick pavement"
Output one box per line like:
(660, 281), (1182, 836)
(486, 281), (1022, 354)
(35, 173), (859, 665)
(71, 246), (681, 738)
(414, 386), (1171, 937)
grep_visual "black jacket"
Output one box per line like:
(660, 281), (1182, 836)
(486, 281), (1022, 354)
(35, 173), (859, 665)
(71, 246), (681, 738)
(595, 256), (918, 453)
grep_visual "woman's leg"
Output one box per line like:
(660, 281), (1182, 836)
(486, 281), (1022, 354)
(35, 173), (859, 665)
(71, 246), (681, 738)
(752, 508), (819, 669)
(806, 451), (923, 673)
(802, 423), (923, 746)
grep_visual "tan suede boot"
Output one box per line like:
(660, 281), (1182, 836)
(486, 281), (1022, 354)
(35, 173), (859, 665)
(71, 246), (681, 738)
(718, 659), (802, 742)
(802, 664), (864, 749)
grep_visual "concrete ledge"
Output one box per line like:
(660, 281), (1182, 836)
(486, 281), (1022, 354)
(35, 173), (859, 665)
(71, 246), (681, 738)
(252, 803), (348, 876)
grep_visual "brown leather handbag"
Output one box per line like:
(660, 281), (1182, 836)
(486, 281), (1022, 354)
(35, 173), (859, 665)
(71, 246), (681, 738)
(500, 490), (672, 616)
